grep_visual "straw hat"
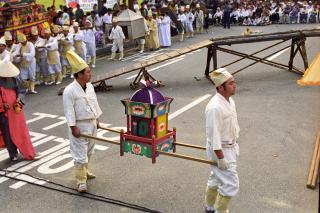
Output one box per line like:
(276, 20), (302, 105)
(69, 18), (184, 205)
(52, 25), (60, 34)
(17, 32), (27, 43)
(0, 37), (6, 45)
(63, 25), (70, 31)
(31, 26), (38, 36)
(66, 50), (88, 73)
(4, 31), (12, 41)
(0, 61), (20, 78)
(73, 22), (79, 27)
(196, 4), (200, 8)
(209, 68), (233, 87)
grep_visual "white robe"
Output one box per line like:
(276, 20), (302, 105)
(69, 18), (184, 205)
(0, 50), (11, 62)
(109, 25), (125, 52)
(34, 37), (48, 76)
(63, 80), (102, 165)
(83, 28), (96, 57)
(45, 36), (62, 75)
(195, 10), (204, 28)
(59, 34), (74, 66)
(205, 92), (240, 197)
(158, 16), (171, 47)
(12, 42), (36, 81)
(73, 30), (87, 60)
(185, 12), (195, 33)
(178, 13), (187, 33)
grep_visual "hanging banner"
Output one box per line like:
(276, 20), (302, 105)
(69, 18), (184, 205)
(104, 0), (117, 9)
(65, 0), (98, 11)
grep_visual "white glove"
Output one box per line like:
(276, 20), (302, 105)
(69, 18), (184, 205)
(217, 158), (229, 170)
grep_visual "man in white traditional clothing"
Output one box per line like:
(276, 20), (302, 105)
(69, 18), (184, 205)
(63, 51), (102, 193)
(204, 68), (240, 213)
(44, 28), (63, 85)
(102, 9), (113, 46)
(60, 25), (74, 78)
(4, 31), (17, 60)
(30, 26), (47, 85)
(158, 12), (171, 47)
(185, 5), (195, 38)
(109, 17), (126, 60)
(194, 4), (204, 33)
(0, 37), (11, 62)
(12, 33), (37, 94)
(177, 6), (186, 42)
(73, 22), (87, 61)
(83, 20), (97, 68)
(134, 5), (150, 53)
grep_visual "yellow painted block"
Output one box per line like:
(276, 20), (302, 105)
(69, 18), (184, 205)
(156, 115), (167, 138)
(297, 53), (320, 86)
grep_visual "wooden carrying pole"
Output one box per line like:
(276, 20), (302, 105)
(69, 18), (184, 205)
(157, 151), (216, 165)
(79, 133), (212, 165)
(306, 131), (320, 189)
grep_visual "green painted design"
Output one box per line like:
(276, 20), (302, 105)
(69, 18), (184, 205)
(123, 138), (174, 159)
(138, 120), (149, 137)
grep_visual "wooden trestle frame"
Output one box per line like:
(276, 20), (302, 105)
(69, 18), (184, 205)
(205, 30), (320, 78)
(80, 126), (217, 165)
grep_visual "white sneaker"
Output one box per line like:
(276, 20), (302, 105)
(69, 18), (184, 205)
(30, 90), (38, 94)
(139, 50), (144, 53)
(33, 152), (43, 160)
(63, 75), (67, 79)
(77, 183), (87, 193)
(92, 64), (96, 68)
(55, 81), (61, 85)
(70, 75), (74, 79)
(46, 81), (54, 86)
(119, 57), (123, 60)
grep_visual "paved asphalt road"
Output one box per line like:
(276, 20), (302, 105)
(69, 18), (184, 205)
(0, 24), (319, 213)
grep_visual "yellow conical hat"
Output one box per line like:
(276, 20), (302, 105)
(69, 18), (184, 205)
(31, 26), (38, 35)
(0, 61), (20, 77)
(4, 31), (12, 40)
(66, 50), (88, 73)
(17, 32), (27, 43)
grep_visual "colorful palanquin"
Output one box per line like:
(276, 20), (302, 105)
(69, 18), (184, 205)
(120, 86), (176, 163)
(0, 0), (49, 39)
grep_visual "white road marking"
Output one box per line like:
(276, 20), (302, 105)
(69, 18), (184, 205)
(42, 117), (67, 130)
(267, 48), (290, 61)
(37, 153), (74, 175)
(0, 136), (56, 162)
(168, 94), (212, 120)
(26, 113), (58, 124)
(126, 58), (185, 80)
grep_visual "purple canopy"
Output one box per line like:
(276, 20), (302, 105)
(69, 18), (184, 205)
(130, 86), (165, 104)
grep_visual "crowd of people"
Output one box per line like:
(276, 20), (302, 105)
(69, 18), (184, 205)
(210, 0), (320, 26)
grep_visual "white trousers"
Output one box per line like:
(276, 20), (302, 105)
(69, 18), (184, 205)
(207, 143), (240, 197)
(69, 119), (97, 165)
(86, 42), (96, 57)
(185, 22), (194, 33)
(19, 61), (36, 81)
(111, 39), (124, 52)
(48, 62), (62, 75)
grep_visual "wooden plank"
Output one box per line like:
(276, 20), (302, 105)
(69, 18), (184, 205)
(307, 131), (320, 189)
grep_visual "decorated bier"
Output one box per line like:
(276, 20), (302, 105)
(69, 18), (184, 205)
(120, 86), (176, 163)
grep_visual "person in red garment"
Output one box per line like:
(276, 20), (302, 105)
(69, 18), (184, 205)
(0, 60), (39, 161)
